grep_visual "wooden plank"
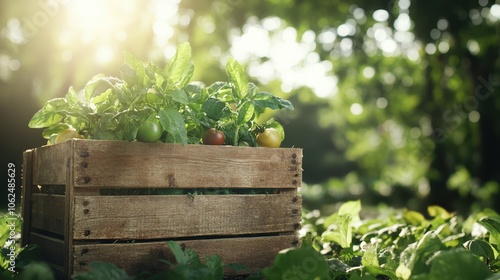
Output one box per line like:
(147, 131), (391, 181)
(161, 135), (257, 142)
(29, 233), (65, 267)
(21, 150), (34, 246)
(73, 234), (298, 276)
(32, 142), (69, 185)
(65, 141), (76, 280)
(73, 194), (302, 240)
(31, 194), (65, 235)
(70, 139), (302, 189)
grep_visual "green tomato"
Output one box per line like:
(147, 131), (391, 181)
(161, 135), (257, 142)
(256, 128), (282, 148)
(137, 120), (162, 143)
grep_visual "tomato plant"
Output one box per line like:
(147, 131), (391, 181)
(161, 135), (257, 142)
(256, 128), (282, 148)
(136, 120), (162, 143)
(28, 43), (294, 147)
(202, 128), (225, 145)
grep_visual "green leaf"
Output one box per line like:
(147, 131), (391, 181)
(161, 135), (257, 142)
(28, 98), (67, 128)
(167, 89), (189, 104)
(18, 262), (55, 280)
(158, 108), (188, 144)
(226, 57), (248, 99)
(427, 205), (452, 219)
(202, 98), (227, 119)
(403, 209), (427, 226)
(361, 244), (379, 267)
(478, 217), (500, 245)
(166, 42), (193, 88)
(84, 74), (112, 102)
(72, 262), (130, 280)
(396, 231), (442, 279)
(253, 92), (294, 113)
(42, 123), (71, 139)
(166, 241), (188, 265)
(205, 255), (224, 279)
(322, 214), (353, 248)
(237, 101), (255, 125)
(426, 248), (493, 280)
(122, 51), (145, 86)
(464, 239), (496, 261)
(263, 247), (330, 280)
(28, 108), (64, 129)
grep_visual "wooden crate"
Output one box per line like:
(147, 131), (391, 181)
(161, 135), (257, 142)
(21, 139), (302, 279)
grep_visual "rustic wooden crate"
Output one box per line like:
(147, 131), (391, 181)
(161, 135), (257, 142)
(21, 139), (302, 279)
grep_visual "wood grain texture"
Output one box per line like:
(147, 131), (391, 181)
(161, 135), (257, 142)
(32, 142), (69, 186)
(73, 194), (302, 240)
(31, 194), (65, 235)
(21, 150), (34, 246)
(69, 140), (302, 189)
(30, 232), (65, 267)
(73, 234), (298, 276)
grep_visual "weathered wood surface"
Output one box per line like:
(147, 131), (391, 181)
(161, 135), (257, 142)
(73, 194), (302, 240)
(31, 194), (65, 235)
(21, 150), (34, 246)
(68, 140), (302, 189)
(30, 232), (65, 267)
(32, 142), (68, 186)
(73, 234), (298, 276)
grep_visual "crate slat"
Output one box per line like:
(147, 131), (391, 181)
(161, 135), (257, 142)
(32, 142), (68, 185)
(73, 194), (302, 240)
(22, 140), (303, 278)
(73, 234), (297, 275)
(31, 194), (65, 235)
(69, 140), (302, 189)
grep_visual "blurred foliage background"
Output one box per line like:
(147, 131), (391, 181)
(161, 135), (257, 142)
(0, 0), (499, 215)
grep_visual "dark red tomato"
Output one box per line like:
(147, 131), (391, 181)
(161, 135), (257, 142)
(203, 128), (225, 145)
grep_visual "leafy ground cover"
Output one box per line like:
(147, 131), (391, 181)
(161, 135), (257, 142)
(2, 200), (500, 279)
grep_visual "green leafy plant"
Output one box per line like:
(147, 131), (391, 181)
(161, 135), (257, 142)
(28, 43), (293, 146)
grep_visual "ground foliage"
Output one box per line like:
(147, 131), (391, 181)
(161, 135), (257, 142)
(2, 201), (500, 279)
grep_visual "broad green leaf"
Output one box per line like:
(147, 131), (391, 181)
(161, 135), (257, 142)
(237, 101), (255, 125)
(464, 239), (496, 261)
(397, 231), (442, 279)
(361, 244), (379, 267)
(478, 217), (500, 245)
(28, 97), (67, 128)
(167, 89), (189, 104)
(202, 97), (227, 119)
(338, 200), (362, 224)
(363, 266), (398, 280)
(72, 262), (130, 280)
(166, 42), (192, 88)
(84, 74), (112, 102)
(428, 205), (452, 219)
(28, 108), (64, 128)
(122, 51), (146, 86)
(158, 108), (188, 144)
(253, 92), (294, 113)
(178, 63), (194, 89)
(403, 209), (427, 226)
(226, 57), (248, 99)
(322, 214), (353, 248)
(426, 248), (492, 280)
(42, 123), (71, 139)
(263, 247), (330, 280)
